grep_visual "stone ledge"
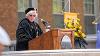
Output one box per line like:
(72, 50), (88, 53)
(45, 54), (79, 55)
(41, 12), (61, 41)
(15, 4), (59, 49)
(2, 49), (100, 56)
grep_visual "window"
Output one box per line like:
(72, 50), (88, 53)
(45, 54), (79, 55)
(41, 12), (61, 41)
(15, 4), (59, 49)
(18, 0), (29, 12)
(84, 0), (94, 15)
(53, 0), (70, 14)
(18, 0), (30, 20)
(84, 0), (96, 34)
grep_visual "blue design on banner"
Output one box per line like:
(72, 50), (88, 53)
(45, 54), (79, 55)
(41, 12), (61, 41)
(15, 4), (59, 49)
(96, 23), (100, 48)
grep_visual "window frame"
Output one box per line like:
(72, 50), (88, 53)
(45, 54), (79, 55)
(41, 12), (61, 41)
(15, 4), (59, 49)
(52, 0), (69, 14)
(84, 0), (95, 15)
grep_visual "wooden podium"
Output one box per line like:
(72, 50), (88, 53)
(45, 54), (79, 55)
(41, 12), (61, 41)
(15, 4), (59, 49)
(29, 28), (74, 50)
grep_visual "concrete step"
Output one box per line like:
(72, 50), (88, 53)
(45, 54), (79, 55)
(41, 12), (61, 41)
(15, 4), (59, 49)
(2, 49), (100, 56)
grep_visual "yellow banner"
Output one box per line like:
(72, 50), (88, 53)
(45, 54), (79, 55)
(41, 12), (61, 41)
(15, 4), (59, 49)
(64, 12), (78, 28)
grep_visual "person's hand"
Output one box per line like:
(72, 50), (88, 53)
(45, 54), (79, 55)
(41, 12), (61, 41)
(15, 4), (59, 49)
(36, 36), (39, 38)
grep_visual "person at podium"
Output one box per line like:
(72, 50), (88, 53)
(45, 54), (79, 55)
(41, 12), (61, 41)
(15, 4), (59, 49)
(16, 8), (43, 51)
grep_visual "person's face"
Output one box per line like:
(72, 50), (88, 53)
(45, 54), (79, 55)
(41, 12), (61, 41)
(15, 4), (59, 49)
(27, 10), (38, 22)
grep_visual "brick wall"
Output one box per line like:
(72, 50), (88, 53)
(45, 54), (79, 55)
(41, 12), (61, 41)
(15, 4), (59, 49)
(38, 0), (84, 32)
(38, 0), (52, 32)
(0, 0), (17, 40)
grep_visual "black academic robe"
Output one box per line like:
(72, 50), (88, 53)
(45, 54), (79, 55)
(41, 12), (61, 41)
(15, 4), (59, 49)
(16, 18), (43, 51)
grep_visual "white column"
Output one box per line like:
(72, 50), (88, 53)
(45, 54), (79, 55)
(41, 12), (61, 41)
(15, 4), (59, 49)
(32, 0), (38, 9)
(94, 0), (100, 18)
(68, 0), (70, 12)
(64, 0), (70, 12)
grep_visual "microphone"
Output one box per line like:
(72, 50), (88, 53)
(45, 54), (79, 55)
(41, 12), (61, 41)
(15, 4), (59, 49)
(40, 19), (51, 29)
(92, 16), (100, 24)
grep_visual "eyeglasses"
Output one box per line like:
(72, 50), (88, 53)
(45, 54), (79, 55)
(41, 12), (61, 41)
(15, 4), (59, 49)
(29, 15), (36, 17)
